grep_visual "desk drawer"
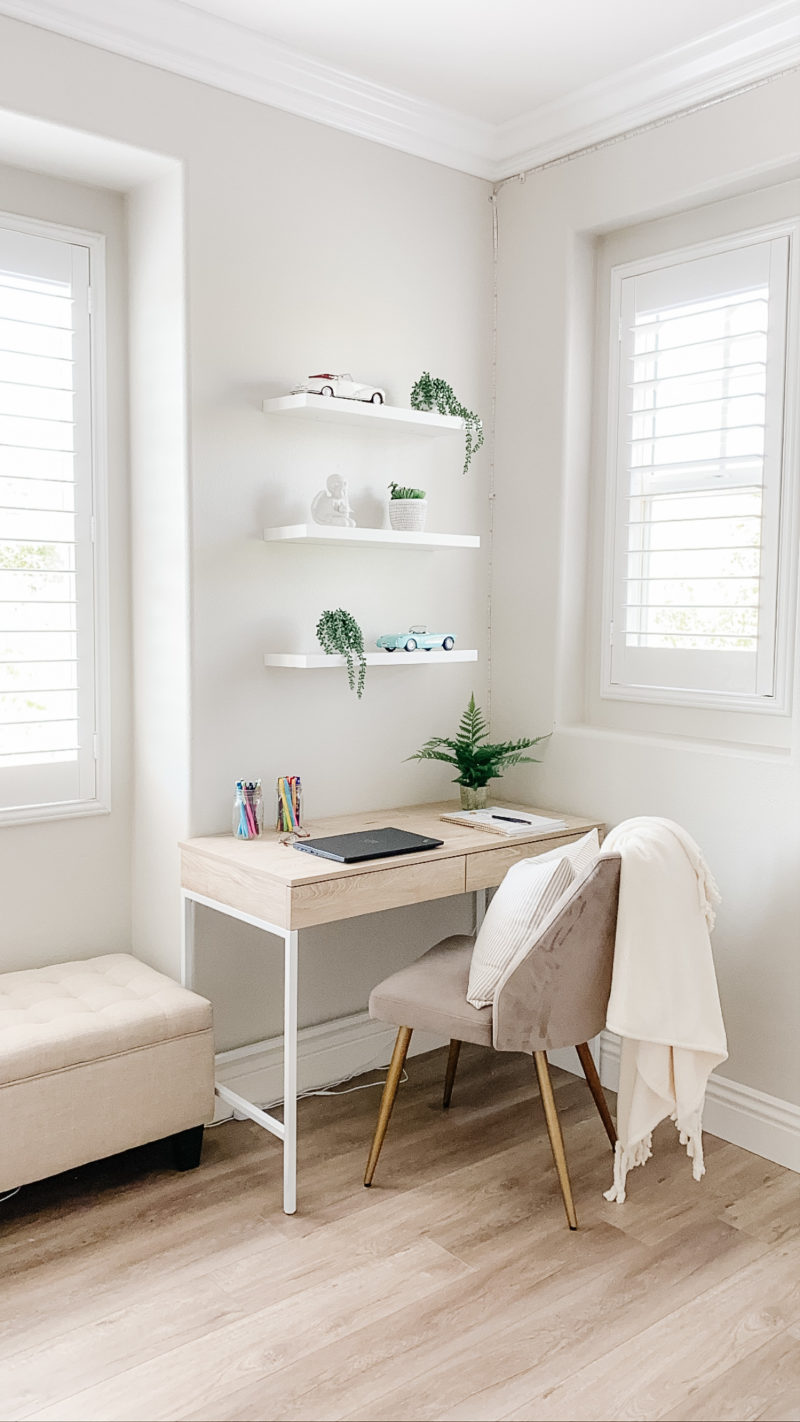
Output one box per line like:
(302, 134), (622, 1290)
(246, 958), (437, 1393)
(465, 834), (586, 893)
(289, 855), (465, 929)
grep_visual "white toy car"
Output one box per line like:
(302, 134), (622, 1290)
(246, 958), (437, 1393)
(292, 373), (386, 404)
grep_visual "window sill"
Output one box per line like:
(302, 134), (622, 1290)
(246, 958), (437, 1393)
(0, 799), (111, 830)
(555, 722), (794, 763)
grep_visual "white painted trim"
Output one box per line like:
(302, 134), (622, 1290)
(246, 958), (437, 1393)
(213, 1010), (445, 1122)
(0, 0), (494, 178)
(493, 3), (800, 179)
(215, 1012), (800, 1174)
(0, 1), (797, 179)
(597, 1030), (800, 1173)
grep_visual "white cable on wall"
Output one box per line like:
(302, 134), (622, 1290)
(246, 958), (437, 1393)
(486, 189), (499, 729)
(493, 64), (800, 193)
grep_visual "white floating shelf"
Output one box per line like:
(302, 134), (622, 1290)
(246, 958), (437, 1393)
(263, 524), (479, 551)
(264, 650), (479, 669)
(262, 393), (464, 435)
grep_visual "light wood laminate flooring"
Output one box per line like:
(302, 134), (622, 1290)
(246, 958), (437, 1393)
(1, 1046), (799, 1421)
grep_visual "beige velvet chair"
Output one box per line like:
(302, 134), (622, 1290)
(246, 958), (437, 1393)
(364, 853), (621, 1228)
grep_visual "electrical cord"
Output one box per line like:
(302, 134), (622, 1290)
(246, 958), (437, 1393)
(207, 1058), (409, 1124)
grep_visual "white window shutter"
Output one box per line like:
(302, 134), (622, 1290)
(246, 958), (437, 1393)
(605, 232), (791, 706)
(0, 223), (98, 815)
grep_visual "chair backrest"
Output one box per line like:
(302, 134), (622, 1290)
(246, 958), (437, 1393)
(492, 853), (621, 1055)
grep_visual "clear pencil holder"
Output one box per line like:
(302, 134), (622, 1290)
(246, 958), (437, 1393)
(233, 780), (263, 839)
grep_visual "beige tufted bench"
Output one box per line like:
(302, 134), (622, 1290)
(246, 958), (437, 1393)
(0, 954), (215, 1195)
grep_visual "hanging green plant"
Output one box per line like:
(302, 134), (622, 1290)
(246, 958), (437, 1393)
(316, 608), (367, 698)
(410, 372), (484, 476)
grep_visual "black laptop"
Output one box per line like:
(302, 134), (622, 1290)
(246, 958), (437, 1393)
(293, 826), (443, 863)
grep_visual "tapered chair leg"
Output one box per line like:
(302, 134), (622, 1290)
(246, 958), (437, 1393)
(442, 1039), (461, 1109)
(576, 1042), (617, 1149)
(533, 1050), (578, 1230)
(364, 1026), (412, 1186)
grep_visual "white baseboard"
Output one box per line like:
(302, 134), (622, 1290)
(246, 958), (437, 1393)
(597, 1030), (800, 1173)
(214, 1016), (800, 1173)
(213, 1012), (445, 1122)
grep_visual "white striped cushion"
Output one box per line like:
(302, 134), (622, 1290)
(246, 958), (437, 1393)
(466, 855), (576, 1009)
(533, 828), (601, 881)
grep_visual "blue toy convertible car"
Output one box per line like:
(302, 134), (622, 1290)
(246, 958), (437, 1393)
(376, 626), (456, 652)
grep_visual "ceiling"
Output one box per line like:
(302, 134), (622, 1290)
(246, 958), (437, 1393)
(182, 0), (791, 125)
(0, 0), (798, 178)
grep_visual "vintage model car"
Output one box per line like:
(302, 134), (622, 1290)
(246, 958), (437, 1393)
(292, 373), (386, 404)
(377, 626), (456, 653)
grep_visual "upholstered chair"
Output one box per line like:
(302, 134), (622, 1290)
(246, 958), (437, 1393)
(363, 853), (621, 1228)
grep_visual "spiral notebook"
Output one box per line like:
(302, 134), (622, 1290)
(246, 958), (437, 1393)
(439, 807), (567, 838)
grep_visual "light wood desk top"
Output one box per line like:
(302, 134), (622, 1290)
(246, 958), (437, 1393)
(180, 801), (603, 932)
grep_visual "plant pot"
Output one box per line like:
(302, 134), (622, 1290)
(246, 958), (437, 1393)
(460, 785), (489, 811)
(389, 498), (427, 533)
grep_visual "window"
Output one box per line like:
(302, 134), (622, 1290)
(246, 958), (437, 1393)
(0, 217), (106, 822)
(603, 226), (795, 710)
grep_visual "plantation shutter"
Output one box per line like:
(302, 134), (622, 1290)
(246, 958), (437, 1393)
(608, 235), (789, 701)
(0, 223), (97, 813)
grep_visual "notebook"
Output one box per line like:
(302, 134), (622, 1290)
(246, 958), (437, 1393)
(292, 826), (444, 863)
(439, 807), (568, 837)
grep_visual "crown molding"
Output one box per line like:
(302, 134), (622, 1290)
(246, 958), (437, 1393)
(0, 0), (797, 182)
(0, 0), (497, 178)
(493, 2), (800, 178)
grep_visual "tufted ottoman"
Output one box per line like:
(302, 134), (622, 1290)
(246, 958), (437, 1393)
(0, 954), (215, 1194)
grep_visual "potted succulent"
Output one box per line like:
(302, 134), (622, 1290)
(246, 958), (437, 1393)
(409, 693), (547, 809)
(316, 608), (367, 698)
(388, 482), (427, 533)
(410, 372), (484, 476)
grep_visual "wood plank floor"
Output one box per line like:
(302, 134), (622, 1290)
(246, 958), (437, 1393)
(1, 1045), (799, 1422)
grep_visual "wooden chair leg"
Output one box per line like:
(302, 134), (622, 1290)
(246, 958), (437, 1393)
(533, 1051), (578, 1230)
(576, 1042), (617, 1149)
(442, 1039), (461, 1109)
(364, 1026), (412, 1186)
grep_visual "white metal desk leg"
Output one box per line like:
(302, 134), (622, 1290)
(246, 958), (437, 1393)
(283, 929), (299, 1215)
(181, 892), (195, 988)
(475, 888), (487, 933)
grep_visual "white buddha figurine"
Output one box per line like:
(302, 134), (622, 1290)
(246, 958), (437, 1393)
(311, 474), (356, 528)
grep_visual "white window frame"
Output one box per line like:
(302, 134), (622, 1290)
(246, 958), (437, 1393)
(0, 211), (109, 827)
(601, 219), (799, 715)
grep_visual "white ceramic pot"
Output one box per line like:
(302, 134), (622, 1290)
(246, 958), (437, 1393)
(388, 498), (427, 533)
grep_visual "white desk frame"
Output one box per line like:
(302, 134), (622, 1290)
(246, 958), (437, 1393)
(180, 885), (485, 1217)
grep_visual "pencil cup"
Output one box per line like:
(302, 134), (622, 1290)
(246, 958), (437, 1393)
(277, 775), (302, 833)
(233, 780), (263, 839)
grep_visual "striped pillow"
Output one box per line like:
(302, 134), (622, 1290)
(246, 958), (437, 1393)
(533, 828), (600, 881)
(466, 855), (575, 1009)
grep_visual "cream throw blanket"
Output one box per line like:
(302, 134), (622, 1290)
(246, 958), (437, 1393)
(601, 817), (727, 1203)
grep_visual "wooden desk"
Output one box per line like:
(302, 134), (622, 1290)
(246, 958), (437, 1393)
(180, 801), (602, 1214)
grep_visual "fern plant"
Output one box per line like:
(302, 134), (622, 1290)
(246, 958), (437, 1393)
(410, 372), (484, 475)
(316, 608), (367, 698)
(408, 693), (547, 789)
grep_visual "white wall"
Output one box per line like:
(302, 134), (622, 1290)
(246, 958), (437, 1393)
(0, 159), (131, 968)
(492, 71), (800, 1107)
(0, 15), (490, 1039)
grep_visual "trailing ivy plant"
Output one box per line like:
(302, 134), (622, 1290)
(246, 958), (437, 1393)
(388, 482), (426, 500)
(408, 693), (547, 790)
(410, 372), (484, 476)
(316, 608), (367, 698)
